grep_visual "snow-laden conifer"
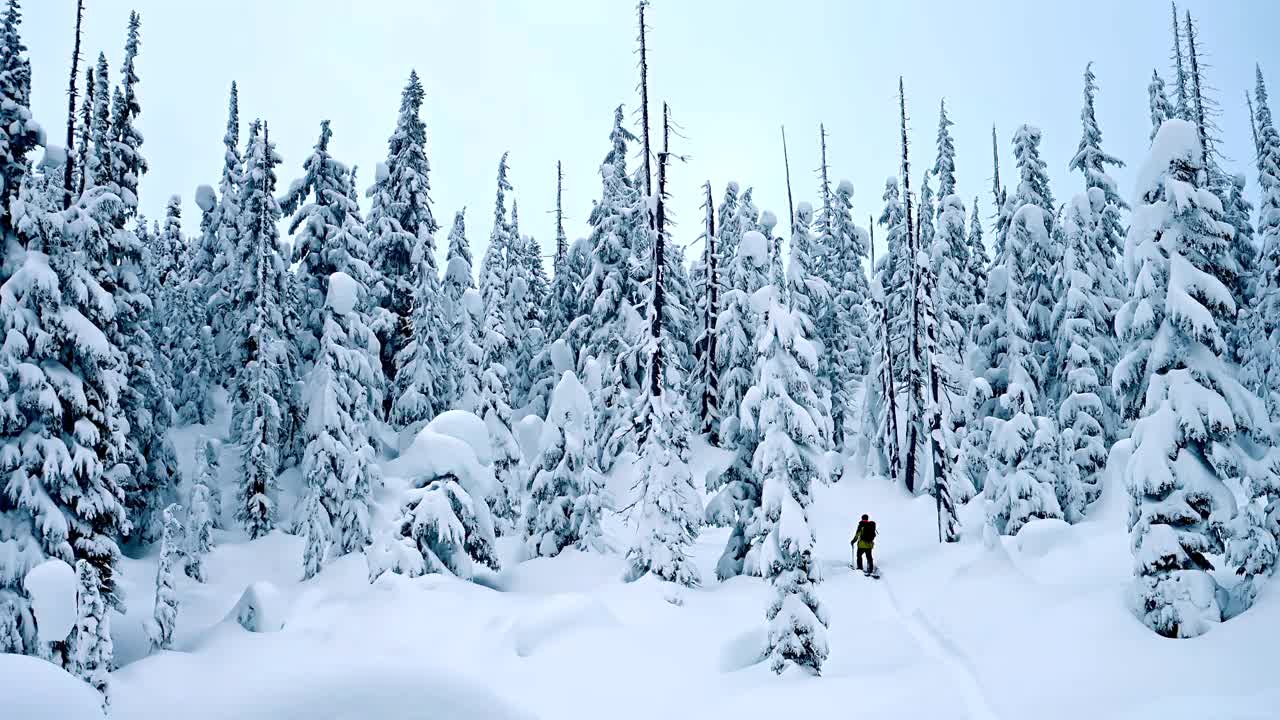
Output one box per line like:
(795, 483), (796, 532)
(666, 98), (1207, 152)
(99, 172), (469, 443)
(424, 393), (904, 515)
(1117, 120), (1269, 637)
(524, 371), (609, 556)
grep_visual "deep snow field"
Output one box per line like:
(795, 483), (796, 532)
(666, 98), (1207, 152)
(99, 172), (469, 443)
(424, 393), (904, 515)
(6, 395), (1279, 720)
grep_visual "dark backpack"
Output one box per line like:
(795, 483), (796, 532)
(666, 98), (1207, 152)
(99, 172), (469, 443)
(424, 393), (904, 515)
(859, 521), (877, 543)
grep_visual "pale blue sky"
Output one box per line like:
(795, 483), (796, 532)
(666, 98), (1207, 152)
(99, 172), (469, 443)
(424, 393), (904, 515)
(21, 1), (1280, 264)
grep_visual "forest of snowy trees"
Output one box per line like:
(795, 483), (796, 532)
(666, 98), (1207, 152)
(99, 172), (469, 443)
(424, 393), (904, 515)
(2, 0), (1279, 704)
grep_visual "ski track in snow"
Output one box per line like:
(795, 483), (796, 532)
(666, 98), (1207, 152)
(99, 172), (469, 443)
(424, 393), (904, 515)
(876, 574), (1004, 720)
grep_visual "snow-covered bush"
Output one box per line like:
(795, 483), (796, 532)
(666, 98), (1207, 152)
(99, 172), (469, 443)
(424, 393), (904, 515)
(524, 371), (609, 557)
(372, 427), (501, 581)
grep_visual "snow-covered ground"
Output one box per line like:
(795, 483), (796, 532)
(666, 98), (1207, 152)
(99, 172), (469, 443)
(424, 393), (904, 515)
(6, 410), (1277, 720)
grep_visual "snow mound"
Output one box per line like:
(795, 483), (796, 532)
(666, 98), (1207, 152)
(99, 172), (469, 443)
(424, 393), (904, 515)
(1136, 119), (1201, 199)
(1013, 518), (1073, 558)
(759, 210), (778, 231)
(506, 593), (620, 657)
(227, 581), (287, 632)
(0, 654), (104, 720)
(719, 626), (767, 672)
(23, 558), (77, 643)
(427, 410), (494, 466)
(837, 178), (854, 195)
(326, 271), (360, 314)
(387, 425), (495, 498)
(260, 666), (537, 720)
(194, 184), (216, 213)
(739, 230), (768, 266)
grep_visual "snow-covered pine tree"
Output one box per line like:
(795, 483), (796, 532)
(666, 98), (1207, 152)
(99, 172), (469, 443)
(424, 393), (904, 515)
(200, 83), (243, 378)
(919, 209), (960, 543)
(298, 272), (382, 579)
(1067, 63), (1126, 443)
(706, 227), (770, 579)
(747, 202), (829, 675)
(85, 13), (180, 544)
(694, 181), (720, 441)
(0, 0), (40, 247)
(1149, 70), (1174, 143)
(829, 178), (871, 387)
(185, 444), (214, 582)
(231, 122), (292, 540)
(1, 148), (129, 661)
(864, 176), (909, 485)
(963, 198), (989, 332)
(524, 371), (609, 556)
(281, 121), (379, 364)
(1052, 193), (1110, 521)
(1117, 119), (1270, 638)
(72, 63), (93, 199)
(365, 72), (438, 403)
(374, 429), (502, 581)
(390, 209), (449, 430)
(441, 208), (481, 410)
(1252, 67), (1280, 416)
(983, 204), (1066, 536)
(147, 504), (182, 651)
(509, 203), (550, 412)
(932, 100), (971, 359)
(625, 132), (701, 588)
(543, 163), (583, 353)
(73, 560), (112, 706)
(574, 108), (645, 470)
(477, 152), (515, 373)
(479, 362), (522, 536)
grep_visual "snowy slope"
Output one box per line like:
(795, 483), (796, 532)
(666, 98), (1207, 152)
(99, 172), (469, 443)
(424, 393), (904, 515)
(22, 416), (1274, 720)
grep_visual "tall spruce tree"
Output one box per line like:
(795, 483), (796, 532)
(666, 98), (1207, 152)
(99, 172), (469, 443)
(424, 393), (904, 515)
(366, 71), (438, 401)
(281, 121), (378, 363)
(574, 108), (644, 470)
(0, 0), (39, 249)
(694, 181), (720, 441)
(1252, 67), (1280, 416)
(626, 127), (701, 588)
(231, 122), (293, 540)
(748, 202), (829, 674)
(0, 149), (129, 661)
(1117, 119), (1270, 638)
(1067, 63), (1126, 441)
(932, 100), (970, 360)
(706, 225), (769, 579)
(200, 82), (243, 378)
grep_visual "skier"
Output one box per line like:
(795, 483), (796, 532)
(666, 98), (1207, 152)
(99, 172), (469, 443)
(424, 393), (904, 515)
(851, 514), (876, 576)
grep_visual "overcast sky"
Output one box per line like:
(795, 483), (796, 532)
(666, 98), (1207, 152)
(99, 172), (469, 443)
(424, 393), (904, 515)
(21, 1), (1280, 265)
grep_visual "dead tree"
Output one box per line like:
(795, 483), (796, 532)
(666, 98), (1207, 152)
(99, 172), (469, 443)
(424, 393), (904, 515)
(63, 0), (85, 207)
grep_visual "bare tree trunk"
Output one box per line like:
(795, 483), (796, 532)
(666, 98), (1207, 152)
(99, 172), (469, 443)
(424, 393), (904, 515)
(649, 102), (671, 399)
(700, 180), (719, 441)
(63, 0), (85, 208)
(637, 1), (653, 212)
(554, 160), (567, 266)
(991, 124), (1002, 205)
(899, 77), (921, 495)
(76, 66), (94, 197)
(1248, 92), (1261, 164)
(781, 125), (795, 231)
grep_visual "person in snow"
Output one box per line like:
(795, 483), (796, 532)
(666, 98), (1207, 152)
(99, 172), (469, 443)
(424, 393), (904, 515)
(852, 514), (876, 574)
